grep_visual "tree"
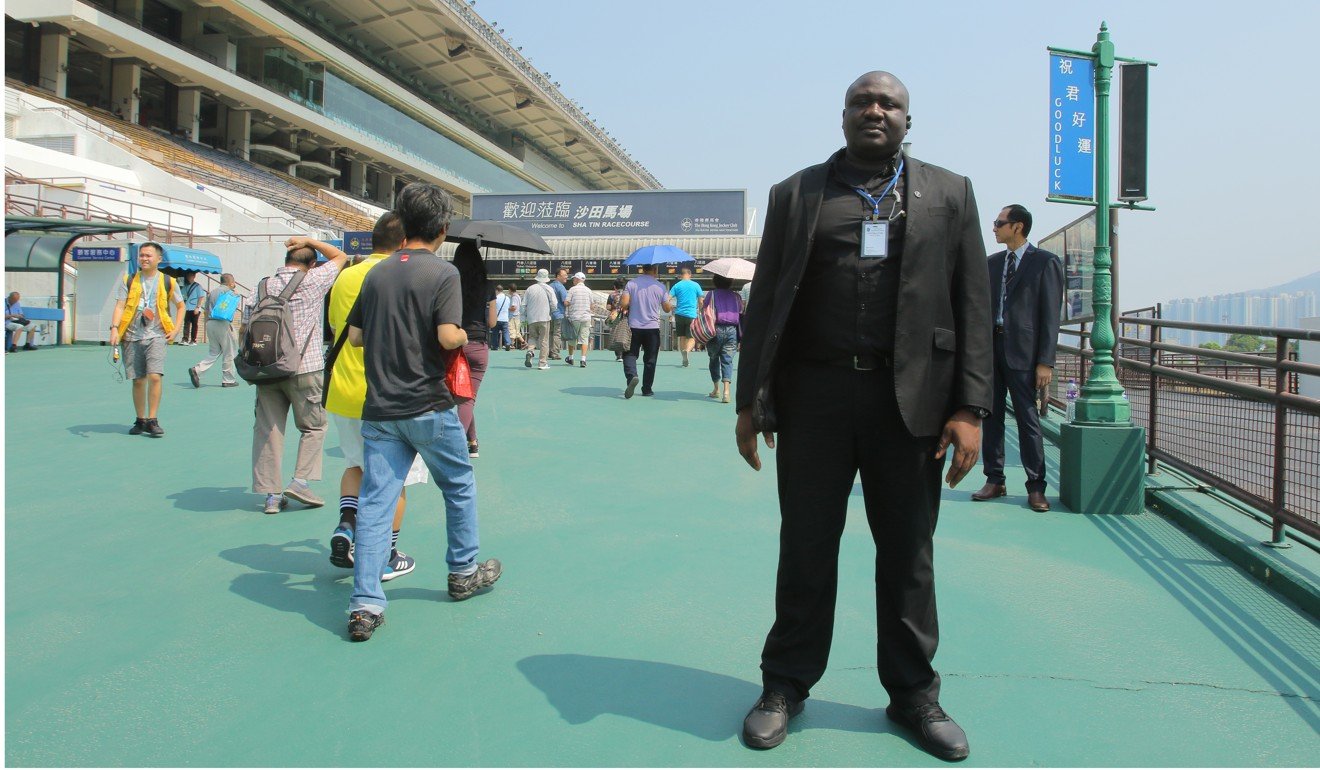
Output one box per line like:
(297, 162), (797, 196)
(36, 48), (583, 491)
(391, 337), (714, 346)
(1199, 341), (1223, 350)
(1224, 333), (1266, 353)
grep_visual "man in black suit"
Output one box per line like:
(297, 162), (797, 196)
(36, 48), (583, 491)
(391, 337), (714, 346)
(972, 205), (1064, 512)
(735, 71), (992, 762)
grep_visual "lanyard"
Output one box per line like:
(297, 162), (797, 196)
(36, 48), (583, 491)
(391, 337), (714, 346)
(851, 158), (904, 221)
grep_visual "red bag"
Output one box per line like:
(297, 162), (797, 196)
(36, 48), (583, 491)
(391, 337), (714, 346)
(445, 348), (475, 401)
(690, 293), (719, 345)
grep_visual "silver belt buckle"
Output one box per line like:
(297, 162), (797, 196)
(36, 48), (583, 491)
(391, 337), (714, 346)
(853, 355), (873, 371)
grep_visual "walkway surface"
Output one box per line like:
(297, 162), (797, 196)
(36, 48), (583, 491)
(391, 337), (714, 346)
(5, 344), (1319, 767)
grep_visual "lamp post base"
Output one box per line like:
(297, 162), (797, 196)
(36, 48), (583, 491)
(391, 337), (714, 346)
(1059, 422), (1146, 515)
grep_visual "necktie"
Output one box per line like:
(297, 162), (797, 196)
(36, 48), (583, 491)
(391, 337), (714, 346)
(1005, 251), (1018, 286)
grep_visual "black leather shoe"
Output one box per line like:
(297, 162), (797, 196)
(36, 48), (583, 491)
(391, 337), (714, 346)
(886, 702), (969, 762)
(742, 691), (802, 749)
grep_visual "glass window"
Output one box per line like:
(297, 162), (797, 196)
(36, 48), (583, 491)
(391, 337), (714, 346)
(321, 72), (537, 194)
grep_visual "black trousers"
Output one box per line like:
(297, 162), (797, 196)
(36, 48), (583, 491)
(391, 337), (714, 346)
(761, 361), (944, 707)
(622, 328), (660, 394)
(183, 311), (201, 343)
(982, 334), (1047, 492)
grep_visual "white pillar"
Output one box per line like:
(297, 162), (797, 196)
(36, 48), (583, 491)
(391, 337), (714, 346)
(176, 88), (201, 142)
(226, 109), (250, 160)
(377, 171), (396, 207)
(38, 28), (69, 97)
(111, 61), (141, 123)
(348, 159), (366, 197)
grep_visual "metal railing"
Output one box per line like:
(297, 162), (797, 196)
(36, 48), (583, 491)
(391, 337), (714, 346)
(1053, 310), (1320, 543)
(4, 187), (196, 245)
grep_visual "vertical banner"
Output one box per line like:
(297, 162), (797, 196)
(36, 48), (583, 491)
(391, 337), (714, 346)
(1049, 53), (1096, 200)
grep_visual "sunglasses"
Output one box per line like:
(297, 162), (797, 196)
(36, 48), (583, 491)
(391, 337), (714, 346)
(992, 219), (1013, 228)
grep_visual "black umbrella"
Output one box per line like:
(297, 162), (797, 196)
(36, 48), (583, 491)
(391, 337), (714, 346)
(446, 219), (553, 254)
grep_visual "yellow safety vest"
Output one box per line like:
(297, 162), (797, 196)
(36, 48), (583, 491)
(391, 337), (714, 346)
(117, 272), (175, 338)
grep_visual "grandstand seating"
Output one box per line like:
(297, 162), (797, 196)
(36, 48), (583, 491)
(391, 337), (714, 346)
(7, 82), (375, 234)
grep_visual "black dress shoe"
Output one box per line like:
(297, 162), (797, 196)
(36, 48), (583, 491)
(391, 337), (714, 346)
(742, 691), (802, 749)
(886, 702), (969, 762)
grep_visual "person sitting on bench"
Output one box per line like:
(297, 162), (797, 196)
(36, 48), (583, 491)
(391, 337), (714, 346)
(6, 292), (38, 352)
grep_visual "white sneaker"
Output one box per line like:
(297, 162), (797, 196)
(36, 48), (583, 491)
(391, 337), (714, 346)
(538, 362), (549, 370)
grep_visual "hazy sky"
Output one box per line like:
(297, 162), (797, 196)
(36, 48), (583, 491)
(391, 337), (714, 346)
(474, 0), (1315, 309)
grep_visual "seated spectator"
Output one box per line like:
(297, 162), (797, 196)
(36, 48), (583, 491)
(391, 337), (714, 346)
(6, 292), (38, 352)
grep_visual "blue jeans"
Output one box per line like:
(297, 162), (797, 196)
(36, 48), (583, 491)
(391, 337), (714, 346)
(490, 321), (509, 349)
(707, 325), (738, 382)
(349, 409), (479, 615)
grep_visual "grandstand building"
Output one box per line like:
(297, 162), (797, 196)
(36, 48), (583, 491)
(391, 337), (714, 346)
(4, 1), (763, 345)
(6, 0), (658, 229)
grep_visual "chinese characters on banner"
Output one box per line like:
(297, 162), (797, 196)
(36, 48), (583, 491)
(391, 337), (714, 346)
(1049, 53), (1096, 200)
(472, 190), (746, 236)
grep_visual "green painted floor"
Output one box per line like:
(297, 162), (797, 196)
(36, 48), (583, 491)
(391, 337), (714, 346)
(5, 344), (1319, 767)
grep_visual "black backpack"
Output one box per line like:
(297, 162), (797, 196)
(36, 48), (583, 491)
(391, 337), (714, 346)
(236, 271), (314, 383)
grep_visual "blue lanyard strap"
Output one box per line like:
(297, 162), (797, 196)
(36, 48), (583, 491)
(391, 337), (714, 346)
(851, 158), (904, 220)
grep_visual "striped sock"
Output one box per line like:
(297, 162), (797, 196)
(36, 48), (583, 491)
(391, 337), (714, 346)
(391, 529), (400, 560)
(339, 496), (358, 529)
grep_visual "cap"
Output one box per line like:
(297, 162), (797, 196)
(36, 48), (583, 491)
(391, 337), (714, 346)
(573, 272), (586, 281)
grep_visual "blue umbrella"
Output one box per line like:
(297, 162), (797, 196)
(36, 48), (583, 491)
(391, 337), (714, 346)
(623, 244), (693, 266)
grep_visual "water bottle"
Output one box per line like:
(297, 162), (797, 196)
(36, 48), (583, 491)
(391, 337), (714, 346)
(1065, 379), (1078, 422)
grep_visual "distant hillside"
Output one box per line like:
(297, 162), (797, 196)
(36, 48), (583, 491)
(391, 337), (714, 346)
(1166, 270), (1320, 302)
(1262, 270), (1320, 296)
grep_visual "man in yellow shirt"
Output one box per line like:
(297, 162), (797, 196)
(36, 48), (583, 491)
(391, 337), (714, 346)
(325, 213), (422, 580)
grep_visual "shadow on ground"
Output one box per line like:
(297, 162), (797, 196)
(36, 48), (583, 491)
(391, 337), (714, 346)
(167, 486), (257, 513)
(67, 423), (133, 437)
(517, 654), (917, 747)
(219, 539), (351, 637)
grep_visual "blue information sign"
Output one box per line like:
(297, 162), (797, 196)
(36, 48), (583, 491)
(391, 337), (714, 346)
(70, 246), (123, 262)
(1049, 53), (1096, 200)
(472, 190), (745, 237)
(343, 231), (373, 256)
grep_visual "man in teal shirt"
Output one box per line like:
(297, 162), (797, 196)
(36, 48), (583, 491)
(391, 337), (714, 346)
(668, 266), (704, 367)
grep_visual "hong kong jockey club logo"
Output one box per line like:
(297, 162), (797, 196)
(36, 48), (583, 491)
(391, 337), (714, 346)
(681, 218), (693, 232)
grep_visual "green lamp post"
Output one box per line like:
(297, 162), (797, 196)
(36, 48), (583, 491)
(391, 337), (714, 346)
(1055, 23), (1153, 515)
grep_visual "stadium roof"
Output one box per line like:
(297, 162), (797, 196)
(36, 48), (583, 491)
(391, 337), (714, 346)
(260, 0), (660, 190)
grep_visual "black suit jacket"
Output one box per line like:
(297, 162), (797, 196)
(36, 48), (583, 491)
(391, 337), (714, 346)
(987, 245), (1064, 372)
(736, 153), (994, 438)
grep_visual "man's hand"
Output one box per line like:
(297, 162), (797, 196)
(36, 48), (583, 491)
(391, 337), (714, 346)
(934, 408), (981, 488)
(109, 328), (120, 346)
(164, 328), (177, 343)
(735, 409), (775, 471)
(284, 235), (314, 251)
(1035, 364), (1053, 390)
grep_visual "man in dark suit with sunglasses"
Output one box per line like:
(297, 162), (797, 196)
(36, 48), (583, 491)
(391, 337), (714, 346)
(735, 70), (993, 762)
(973, 205), (1064, 512)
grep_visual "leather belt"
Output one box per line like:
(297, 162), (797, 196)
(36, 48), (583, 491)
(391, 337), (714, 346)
(818, 352), (893, 371)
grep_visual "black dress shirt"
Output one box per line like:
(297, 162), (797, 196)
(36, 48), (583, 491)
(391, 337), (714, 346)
(784, 150), (907, 359)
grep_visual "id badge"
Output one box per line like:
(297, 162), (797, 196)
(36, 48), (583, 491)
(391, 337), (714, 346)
(861, 220), (889, 259)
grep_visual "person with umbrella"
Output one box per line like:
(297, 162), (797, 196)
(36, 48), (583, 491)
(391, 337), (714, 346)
(702, 273), (744, 403)
(619, 263), (674, 398)
(451, 241), (498, 457)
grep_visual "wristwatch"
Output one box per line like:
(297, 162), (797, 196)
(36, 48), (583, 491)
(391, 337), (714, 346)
(963, 406), (992, 419)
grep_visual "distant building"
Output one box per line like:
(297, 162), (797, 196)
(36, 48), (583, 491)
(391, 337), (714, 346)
(1161, 290), (1318, 346)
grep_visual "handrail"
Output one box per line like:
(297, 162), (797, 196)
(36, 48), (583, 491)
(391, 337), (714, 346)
(9, 173), (220, 213)
(4, 186), (196, 237)
(1124, 315), (1320, 341)
(1057, 312), (1320, 544)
